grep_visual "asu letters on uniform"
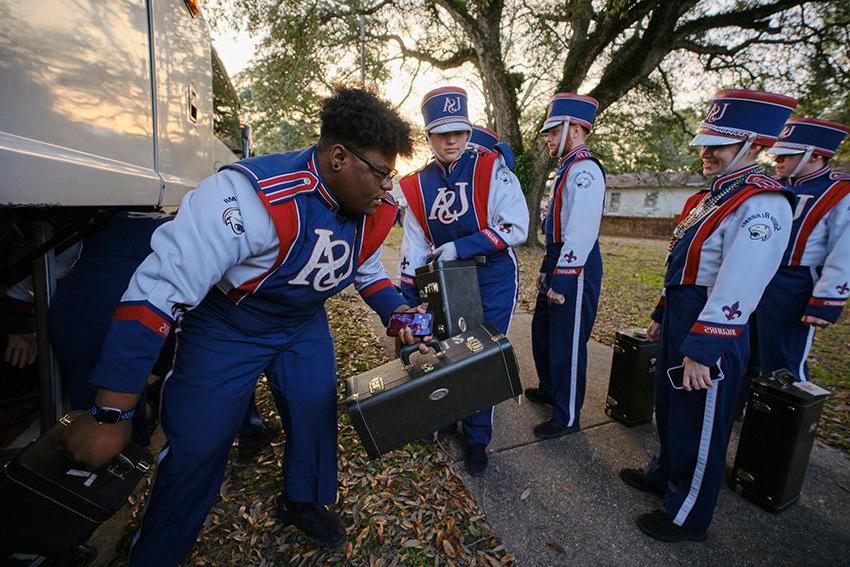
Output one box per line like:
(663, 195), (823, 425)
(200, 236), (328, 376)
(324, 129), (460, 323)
(86, 146), (405, 565)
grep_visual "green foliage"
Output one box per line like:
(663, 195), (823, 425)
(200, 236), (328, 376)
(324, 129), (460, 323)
(212, 48), (243, 153)
(591, 84), (702, 174)
(513, 149), (537, 196)
(796, 2), (850, 166)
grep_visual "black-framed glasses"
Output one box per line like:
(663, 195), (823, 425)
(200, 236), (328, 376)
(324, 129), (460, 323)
(343, 145), (397, 186)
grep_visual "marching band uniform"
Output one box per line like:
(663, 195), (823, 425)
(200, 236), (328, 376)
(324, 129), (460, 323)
(629, 90), (797, 540)
(754, 118), (850, 380)
(397, 88), (528, 469)
(86, 146), (405, 564)
(529, 94), (605, 435)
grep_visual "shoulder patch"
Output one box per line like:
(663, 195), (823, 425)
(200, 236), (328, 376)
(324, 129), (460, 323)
(257, 171), (319, 204)
(745, 173), (784, 190)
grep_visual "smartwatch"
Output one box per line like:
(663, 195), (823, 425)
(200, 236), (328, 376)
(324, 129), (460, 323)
(90, 405), (135, 424)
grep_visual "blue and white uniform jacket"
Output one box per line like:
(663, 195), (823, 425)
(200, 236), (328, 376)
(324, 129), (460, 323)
(651, 165), (794, 366)
(397, 148), (528, 305)
(88, 146), (405, 394)
(541, 145), (606, 294)
(782, 166), (850, 322)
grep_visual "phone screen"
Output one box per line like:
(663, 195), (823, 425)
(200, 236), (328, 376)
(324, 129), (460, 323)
(387, 312), (433, 337)
(667, 364), (723, 390)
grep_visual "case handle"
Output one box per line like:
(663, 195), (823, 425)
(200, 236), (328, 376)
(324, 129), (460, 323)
(400, 340), (442, 366)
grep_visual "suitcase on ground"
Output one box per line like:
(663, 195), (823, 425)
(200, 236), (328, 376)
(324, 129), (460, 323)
(345, 324), (520, 458)
(605, 328), (658, 426)
(0, 413), (153, 565)
(730, 370), (829, 512)
(415, 259), (484, 339)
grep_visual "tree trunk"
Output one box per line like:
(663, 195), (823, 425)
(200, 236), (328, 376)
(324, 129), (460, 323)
(524, 139), (554, 247)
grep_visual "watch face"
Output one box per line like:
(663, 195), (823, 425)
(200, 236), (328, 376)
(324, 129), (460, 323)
(93, 407), (123, 424)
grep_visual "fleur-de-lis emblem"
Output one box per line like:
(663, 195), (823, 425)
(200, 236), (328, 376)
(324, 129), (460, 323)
(499, 223), (512, 233)
(722, 301), (742, 321)
(401, 257), (410, 270)
(837, 282), (849, 295)
(564, 250), (577, 263)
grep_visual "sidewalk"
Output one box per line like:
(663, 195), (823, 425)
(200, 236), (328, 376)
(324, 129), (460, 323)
(370, 245), (850, 565)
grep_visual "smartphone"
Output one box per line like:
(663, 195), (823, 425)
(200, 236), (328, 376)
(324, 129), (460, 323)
(667, 364), (724, 390)
(386, 312), (434, 337)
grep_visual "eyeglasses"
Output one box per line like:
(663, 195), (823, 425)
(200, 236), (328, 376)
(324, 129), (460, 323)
(343, 145), (397, 186)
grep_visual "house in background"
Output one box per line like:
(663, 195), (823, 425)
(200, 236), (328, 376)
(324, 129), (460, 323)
(602, 172), (705, 238)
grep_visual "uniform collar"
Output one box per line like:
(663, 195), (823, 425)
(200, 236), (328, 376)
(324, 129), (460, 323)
(790, 165), (831, 186)
(433, 148), (473, 179)
(710, 163), (762, 193)
(307, 146), (340, 212)
(557, 144), (589, 169)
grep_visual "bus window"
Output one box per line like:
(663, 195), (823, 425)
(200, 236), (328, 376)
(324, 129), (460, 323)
(212, 47), (242, 156)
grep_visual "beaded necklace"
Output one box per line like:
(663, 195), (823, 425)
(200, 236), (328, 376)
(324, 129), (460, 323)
(667, 168), (760, 252)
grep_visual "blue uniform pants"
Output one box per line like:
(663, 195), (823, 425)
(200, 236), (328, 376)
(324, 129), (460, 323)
(753, 265), (818, 381)
(461, 252), (519, 446)
(531, 243), (602, 427)
(643, 285), (748, 533)
(129, 303), (338, 566)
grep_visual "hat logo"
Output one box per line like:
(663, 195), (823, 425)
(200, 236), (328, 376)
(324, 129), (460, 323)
(705, 103), (730, 123)
(443, 97), (462, 114)
(779, 125), (795, 139)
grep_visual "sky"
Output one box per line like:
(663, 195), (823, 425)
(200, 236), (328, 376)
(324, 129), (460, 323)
(208, 11), (489, 172)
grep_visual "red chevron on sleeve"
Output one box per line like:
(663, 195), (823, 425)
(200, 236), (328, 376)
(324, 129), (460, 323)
(113, 304), (172, 337)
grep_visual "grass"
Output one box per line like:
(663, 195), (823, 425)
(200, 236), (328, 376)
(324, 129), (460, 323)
(515, 235), (849, 454)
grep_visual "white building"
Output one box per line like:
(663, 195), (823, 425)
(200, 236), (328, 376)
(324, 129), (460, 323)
(604, 172), (705, 218)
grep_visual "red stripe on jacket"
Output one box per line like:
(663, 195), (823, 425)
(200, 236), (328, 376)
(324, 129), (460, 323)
(400, 172), (433, 243)
(359, 198), (398, 265)
(681, 186), (779, 284)
(472, 150), (500, 230)
(789, 181), (850, 266)
(113, 305), (172, 337)
(228, 198), (300, 303)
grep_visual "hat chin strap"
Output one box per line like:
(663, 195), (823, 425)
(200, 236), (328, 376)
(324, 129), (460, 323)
(556, 118), (571, 158)
(721, 133), (756, 175)
(788, 146), (815, 179)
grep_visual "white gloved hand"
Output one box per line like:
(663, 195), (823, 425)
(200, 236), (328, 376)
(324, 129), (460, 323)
(431, 242), (458, 262)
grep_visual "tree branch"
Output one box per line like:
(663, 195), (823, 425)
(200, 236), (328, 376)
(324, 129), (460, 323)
(674, 0), (825, 38)
(371, 33), (476, 69)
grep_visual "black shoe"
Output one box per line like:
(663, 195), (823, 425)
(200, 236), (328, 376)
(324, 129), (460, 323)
(533, 419), (579, 439)
(636, 510), (707, 542)
(277, 499), (346, 549)
(464, 443), (488, 476)
(619, 468), (664, 498)
(236, 428), (273, 464)
(524, 387), (553, 405)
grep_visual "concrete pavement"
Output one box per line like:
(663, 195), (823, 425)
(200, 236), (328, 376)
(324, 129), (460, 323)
(369, 243), (850, 565)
